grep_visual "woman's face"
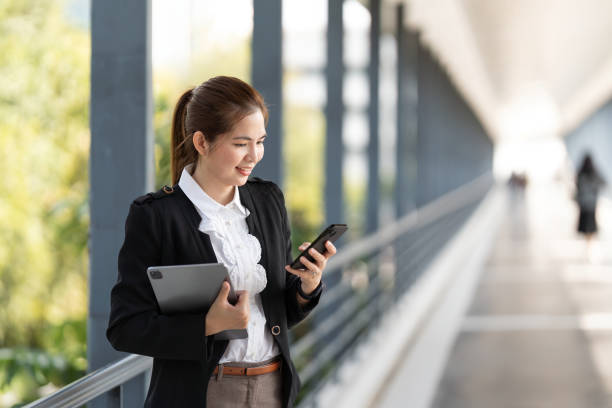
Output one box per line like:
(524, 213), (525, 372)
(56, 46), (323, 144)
(200, 110), (266, 188)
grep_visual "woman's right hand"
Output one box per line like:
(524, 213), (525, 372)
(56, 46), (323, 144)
(205, 282), (249, 336)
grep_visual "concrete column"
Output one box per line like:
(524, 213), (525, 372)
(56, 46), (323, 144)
(252, 0), (284, 186)
(89, 0), (152, 405)
(366, 0), (381, 233)
(325, 0), (345, 226)
(395, 4), (418, 218)
(416, 45), (493, 206)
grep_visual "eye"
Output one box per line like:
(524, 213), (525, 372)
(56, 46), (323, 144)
(234, 143), (247, 147)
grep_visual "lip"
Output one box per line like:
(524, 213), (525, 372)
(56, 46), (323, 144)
(236, 166), (253, 176)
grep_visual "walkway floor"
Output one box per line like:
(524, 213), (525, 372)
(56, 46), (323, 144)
(381, 183), (612, 408)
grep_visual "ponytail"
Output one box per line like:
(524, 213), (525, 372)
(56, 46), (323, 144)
(170, 88), (196, 185)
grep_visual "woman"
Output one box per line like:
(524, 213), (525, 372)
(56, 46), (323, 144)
(106, 76), (336, 407)
(575, 153), (605, 242)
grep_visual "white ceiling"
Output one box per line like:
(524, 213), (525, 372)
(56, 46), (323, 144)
(387, 0), (612, 141)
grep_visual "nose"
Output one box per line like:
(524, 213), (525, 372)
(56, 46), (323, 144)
(246, 144), (258, 163)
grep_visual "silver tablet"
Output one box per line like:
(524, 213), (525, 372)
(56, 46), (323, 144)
(146, 263), (237, 315)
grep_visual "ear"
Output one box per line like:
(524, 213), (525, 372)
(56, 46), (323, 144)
(192, 131), (209, 156)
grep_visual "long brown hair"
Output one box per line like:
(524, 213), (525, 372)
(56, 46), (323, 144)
(170, 76), (268, 184)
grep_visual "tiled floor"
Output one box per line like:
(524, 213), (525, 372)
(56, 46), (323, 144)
(431, 184), (612, 408)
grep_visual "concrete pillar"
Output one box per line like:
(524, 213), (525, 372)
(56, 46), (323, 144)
(366, 0), (381, 233)
(416, 45), (493, 206)
(252, 0), (284, 186)
(395, 4), (418, 218)
(325, 0), (345, 226)
(89, 0), (152, 405)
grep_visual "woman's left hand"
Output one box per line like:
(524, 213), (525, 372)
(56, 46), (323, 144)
(285, 241), (337, 295)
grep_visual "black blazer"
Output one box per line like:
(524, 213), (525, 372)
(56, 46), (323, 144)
(106, 178), (320, 407)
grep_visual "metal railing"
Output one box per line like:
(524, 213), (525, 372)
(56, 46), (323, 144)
(24, 173), (493, 408)
(23, 354), (151, 408)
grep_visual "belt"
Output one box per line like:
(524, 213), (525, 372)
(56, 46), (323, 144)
(213, 360), (281, 376)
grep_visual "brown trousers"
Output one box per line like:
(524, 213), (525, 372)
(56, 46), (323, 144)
(206, 358), (283, 408)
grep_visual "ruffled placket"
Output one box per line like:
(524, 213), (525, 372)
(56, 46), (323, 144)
(198, 208), (267, 295)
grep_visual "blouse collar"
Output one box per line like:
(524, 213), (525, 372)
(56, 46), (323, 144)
(178, 165), (249, 218)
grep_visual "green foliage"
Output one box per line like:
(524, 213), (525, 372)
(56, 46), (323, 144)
(0, 321), (87, 405)
(0, 0), (89, 404)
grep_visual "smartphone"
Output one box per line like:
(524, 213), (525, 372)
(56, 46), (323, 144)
(290, 224), (348, 270)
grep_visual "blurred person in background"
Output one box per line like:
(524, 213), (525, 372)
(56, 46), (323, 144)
(575, 153), (605, 254)
(106, 76), (336, 407)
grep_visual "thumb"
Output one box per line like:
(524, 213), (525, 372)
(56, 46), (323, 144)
(215, 281), (230, 303)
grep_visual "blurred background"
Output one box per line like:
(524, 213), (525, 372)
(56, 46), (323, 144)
(1, 0), (612, 407)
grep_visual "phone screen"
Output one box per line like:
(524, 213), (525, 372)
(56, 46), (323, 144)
(290, 224), (347, 270)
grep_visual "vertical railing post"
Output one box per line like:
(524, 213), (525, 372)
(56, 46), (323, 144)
(121, 374), (146, 407)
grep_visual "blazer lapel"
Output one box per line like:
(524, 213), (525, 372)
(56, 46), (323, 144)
(239, 184), (268, 271)
(239, 184), (278, 326)
(239, 183), (277, 314)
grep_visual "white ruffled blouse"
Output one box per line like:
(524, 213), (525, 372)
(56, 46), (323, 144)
(178, 166), (280, 363)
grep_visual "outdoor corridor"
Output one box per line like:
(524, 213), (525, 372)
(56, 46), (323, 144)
(378, 183), (612, 408)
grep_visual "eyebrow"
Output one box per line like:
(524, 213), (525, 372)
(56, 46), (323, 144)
(232, 135), (267, 141)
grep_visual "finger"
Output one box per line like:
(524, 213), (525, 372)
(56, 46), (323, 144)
(216, 281), (230, 302)
(236, 290), (249, 307)
(298, 242), (311, 251)
(285, 264), (315, 280)
(238, 292), (250, 319)
(308, 247), (327, 264)
(298, 256), (320, 274)
(324, 241), (337, 257)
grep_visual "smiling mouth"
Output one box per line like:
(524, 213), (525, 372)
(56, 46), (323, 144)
(236, 167), (253, 176)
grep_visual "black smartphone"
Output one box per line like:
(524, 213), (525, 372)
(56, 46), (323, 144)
(290, 224), (348, 270)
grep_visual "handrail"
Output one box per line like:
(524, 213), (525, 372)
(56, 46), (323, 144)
(23, 354), (152, 408)
(322, 173), (492, 275)
(291, 216), (422, 353)
(292, 172), (492, 334)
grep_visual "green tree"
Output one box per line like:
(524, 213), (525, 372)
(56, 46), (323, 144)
(0, 0), (89, 404)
